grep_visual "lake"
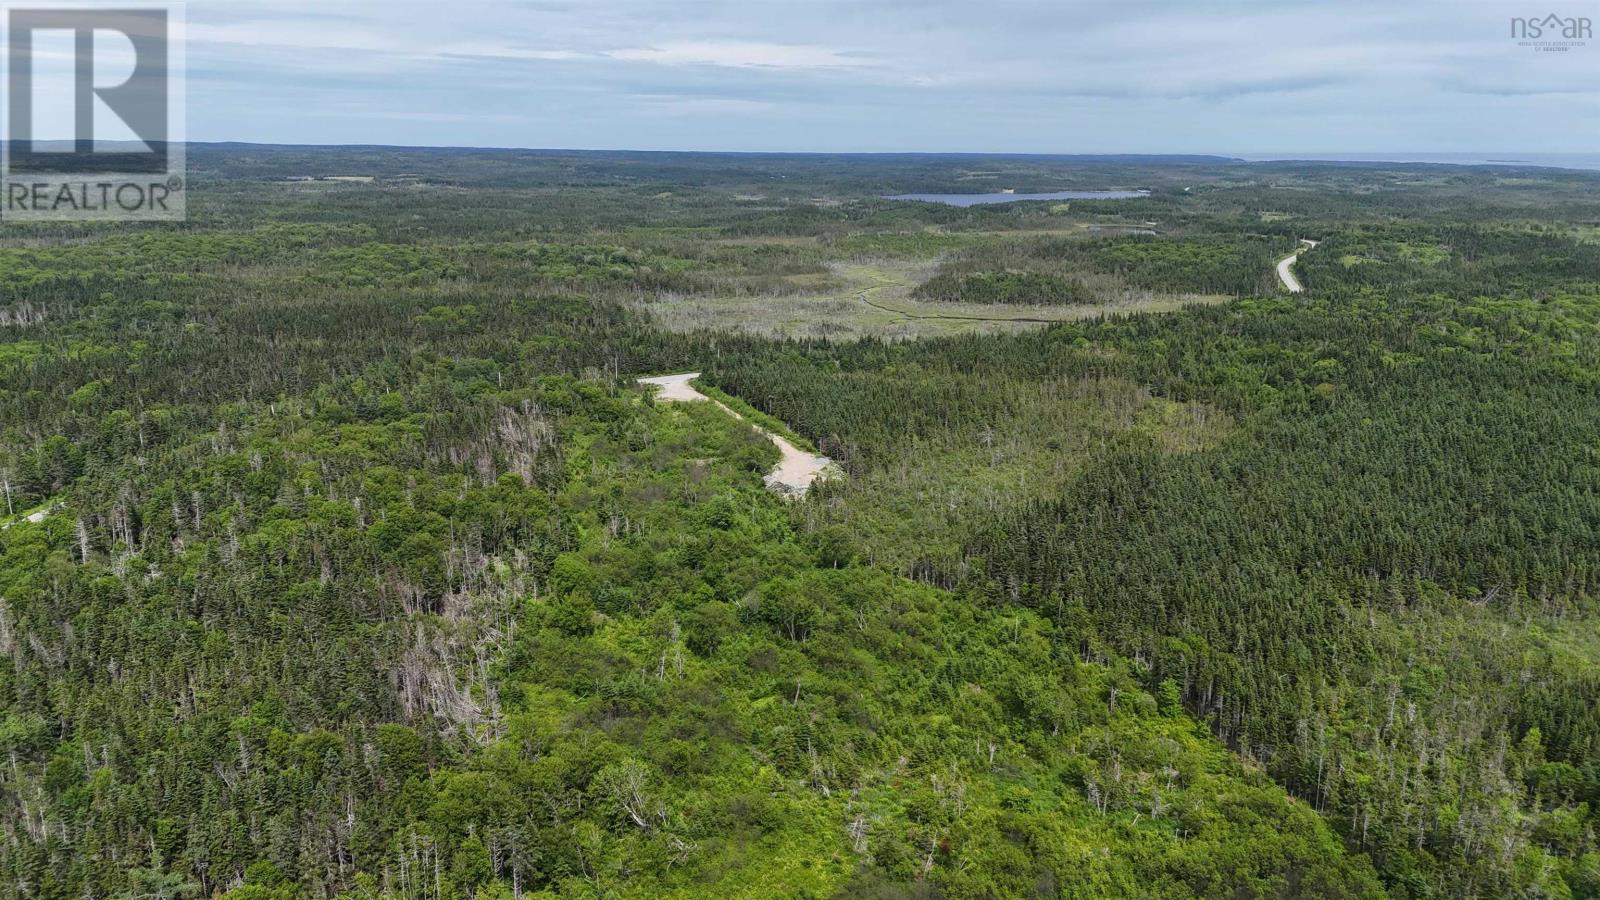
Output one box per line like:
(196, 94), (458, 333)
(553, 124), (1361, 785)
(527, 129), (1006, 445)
(884, 189), (1150, 207)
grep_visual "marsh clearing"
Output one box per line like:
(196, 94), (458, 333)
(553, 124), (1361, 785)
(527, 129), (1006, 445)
(638, 258), (1227, 340)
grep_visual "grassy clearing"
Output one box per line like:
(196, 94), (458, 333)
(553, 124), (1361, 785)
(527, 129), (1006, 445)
(638, 258), (1228, 341)
(1396, 241), (1451, 265)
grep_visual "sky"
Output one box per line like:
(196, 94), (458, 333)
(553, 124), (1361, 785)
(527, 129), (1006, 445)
(168, 0), (1600, 153)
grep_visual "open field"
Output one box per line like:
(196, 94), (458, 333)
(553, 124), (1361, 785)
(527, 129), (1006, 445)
(638, 258), (1228, 340)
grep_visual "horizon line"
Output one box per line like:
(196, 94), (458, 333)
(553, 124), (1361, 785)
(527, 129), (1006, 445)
(10, 140), (1599, 172)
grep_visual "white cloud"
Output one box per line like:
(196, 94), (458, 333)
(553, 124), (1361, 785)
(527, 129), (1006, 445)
(174, 0), (1600, 152)
(609, 41), (862, 70)
(631, 95), (780, 116)
(186, 20), (405, 53)
(435, 42), (588, 62)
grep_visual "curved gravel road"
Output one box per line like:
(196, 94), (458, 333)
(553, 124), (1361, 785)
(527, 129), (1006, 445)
(1276, 239), (1320, 293)
(639, 373), (833, 498)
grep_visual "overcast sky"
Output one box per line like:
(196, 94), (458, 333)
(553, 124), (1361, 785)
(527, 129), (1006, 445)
(176, 0), (1600, 153)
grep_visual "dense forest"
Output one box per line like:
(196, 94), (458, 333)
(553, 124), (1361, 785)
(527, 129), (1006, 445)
(2, 147), (1599, 897)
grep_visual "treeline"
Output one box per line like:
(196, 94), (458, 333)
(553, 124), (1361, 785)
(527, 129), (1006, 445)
(1297, 224), (1600, 298)
(911, 232), (1294, 304)
(705, 276), (1600, 894)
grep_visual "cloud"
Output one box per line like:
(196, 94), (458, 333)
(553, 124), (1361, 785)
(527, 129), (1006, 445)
(294, 107), (536, 125)
(629, 94), (780, 116)
(435, 42), (588, 62)
(608, 41), (863, 70)
(1442, 79), (1599, 97)
(186, 20), (406, 53)
(174, 0), (1600, 153)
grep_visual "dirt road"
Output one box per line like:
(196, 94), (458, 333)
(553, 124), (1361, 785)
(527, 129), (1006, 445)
(639, 373), (832, 498)
(1276, 239), (1320, 293)
(1, 503), (59, 530)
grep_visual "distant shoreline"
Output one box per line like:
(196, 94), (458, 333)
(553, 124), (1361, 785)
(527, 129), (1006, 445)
(1233, 152), (1600, 172)
(29, 141), (1591, 174)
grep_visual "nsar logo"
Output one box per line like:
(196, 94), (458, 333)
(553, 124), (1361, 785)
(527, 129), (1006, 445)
(1510, 13), (1591, 51)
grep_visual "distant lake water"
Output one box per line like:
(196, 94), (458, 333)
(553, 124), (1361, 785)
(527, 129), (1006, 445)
(884, 190), (1151, 207)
